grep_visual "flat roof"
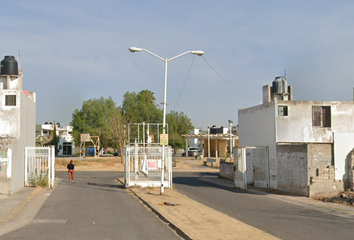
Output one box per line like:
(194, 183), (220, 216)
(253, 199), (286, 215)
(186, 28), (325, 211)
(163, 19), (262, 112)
(182, 133), (238, 140)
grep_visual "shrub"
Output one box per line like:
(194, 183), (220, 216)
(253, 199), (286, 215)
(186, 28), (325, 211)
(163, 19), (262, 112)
(30, 169), (49, 187)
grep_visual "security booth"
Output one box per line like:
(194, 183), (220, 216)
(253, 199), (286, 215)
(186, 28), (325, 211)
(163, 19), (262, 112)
(124, 123), (172, 188)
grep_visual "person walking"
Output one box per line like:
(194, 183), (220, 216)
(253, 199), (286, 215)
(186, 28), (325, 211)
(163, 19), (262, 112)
(67, 160), (75, 182)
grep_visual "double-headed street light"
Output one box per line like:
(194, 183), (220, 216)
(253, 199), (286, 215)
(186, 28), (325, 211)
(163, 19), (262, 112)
(129, 47), (204, 194)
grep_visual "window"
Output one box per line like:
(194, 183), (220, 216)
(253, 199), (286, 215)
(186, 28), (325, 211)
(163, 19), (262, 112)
(5, 95), (16, 106)
(312, 106), (331, 127)
(278, 106), (288, 116)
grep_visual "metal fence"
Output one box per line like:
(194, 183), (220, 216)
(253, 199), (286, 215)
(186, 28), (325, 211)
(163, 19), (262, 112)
(124, 145), (172, 188)
(25, 146), (55, 188)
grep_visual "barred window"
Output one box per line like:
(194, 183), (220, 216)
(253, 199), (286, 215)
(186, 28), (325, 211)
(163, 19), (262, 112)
(278, 106), (288, 116)
(313, 106), (331, 127)
(5, 95), (16, 106)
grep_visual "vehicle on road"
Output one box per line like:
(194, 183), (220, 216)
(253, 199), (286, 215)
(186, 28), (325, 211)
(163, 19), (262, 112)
(187, 147), (200, 157)
(113, 150), (121, 156)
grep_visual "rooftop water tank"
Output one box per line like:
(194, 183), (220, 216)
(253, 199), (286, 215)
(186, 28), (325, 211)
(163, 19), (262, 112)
(272, 76), (288, 94)
(1, 56), (18, 76)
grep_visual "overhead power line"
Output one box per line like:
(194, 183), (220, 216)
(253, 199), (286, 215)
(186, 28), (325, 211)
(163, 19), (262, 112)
(172, 55), (261, 111)
(173, 55), (195, 111)
(201, 56), (261, 100)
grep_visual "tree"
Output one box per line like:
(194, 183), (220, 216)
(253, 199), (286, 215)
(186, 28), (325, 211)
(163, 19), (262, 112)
(71, 97), (116, 148)
(166, 111), (194, 149)
(51, 121), (59, 156)
(71, 90), (194, 153)
(122, 90), (162, 123)
(102, 107), (129, 163)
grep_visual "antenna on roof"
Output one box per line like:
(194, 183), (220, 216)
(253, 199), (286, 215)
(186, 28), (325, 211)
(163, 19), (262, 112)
(284, 70), (287, 78)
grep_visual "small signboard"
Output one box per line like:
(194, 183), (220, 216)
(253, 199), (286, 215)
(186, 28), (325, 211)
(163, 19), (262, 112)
(160, 134), (168, 146)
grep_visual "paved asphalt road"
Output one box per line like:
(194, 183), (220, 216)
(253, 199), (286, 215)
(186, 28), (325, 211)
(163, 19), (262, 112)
(173, 172), (354, 240)
(1, 172), (181, 240)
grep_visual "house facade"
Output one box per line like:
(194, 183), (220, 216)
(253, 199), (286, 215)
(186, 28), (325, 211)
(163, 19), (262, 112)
(0, 55), (36, 195)
(36, 123), (74, 156)
(238, 76), (354, 197)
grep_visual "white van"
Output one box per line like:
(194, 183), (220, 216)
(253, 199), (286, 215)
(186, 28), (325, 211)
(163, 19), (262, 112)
(188, 147), (200, 157)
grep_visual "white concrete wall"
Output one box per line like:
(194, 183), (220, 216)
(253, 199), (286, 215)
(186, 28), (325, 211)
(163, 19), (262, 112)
(276, 101), (354, 143)
(276, 101), (354, 184)
(10, 91), (36, 194)
(333, 133), (354, 181)
(191, 129), (199, 148)
(0, 90), (21, 138)
(238, 102), (278, 188)
(239, 100), (354, 194)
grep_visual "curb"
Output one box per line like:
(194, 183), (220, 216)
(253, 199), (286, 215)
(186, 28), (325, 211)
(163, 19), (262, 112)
(117, 178), (193, 240)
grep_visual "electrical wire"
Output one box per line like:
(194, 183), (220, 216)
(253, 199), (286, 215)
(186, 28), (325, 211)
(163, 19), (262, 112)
(173, 55), (195, 111)
(172, 55), (261, 111)
(201, 56), (261, 100)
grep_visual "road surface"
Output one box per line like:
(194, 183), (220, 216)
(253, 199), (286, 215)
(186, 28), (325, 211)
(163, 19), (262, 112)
(1, 172), (181, 240)
(173, 171), (354, 240)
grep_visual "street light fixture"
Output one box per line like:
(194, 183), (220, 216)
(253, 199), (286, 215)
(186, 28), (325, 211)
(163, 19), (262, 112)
(129, 47), (204, 194)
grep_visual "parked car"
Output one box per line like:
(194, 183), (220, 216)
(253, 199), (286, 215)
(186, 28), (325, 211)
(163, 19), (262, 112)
(188, 147), (200, 157)
(113, 150), (121, 156)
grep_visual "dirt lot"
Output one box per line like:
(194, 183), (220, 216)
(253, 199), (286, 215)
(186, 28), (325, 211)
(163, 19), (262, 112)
(55, 156), (125, 171)
(55, 156), (218, 172)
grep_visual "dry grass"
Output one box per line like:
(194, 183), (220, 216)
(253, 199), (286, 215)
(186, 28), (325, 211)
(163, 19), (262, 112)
(55, 156), (219, 172)
(55, 157), (124, 171)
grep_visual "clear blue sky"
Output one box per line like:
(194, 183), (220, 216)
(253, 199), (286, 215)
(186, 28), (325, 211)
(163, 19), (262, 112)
(1, 0), (354, 129)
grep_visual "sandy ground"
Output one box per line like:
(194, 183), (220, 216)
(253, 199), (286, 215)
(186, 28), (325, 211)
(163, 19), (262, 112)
(127, 185), (279, 240)
(55, 157), (279, 239)
(55, 156), (219, 172)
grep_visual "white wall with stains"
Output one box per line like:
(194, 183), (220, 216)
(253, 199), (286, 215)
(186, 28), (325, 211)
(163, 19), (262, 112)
(276, 100), (354, 143)
(238, 102), (278, 188)
(0, 69), (36, 195)
(239, 99), (354, 195)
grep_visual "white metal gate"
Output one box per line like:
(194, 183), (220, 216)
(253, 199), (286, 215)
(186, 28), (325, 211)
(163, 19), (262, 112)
(235, 147), (247, 190)
(234, 146), (269, 190)
(124, 146), (172, 188)
(25, 146), (55, 188)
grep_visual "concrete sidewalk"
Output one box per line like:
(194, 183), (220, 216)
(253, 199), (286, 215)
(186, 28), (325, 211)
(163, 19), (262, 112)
(0, 187), (52, 237)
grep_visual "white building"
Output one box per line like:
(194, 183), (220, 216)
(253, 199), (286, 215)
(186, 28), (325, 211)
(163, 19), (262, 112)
(0, 55), (36, 195)
(238, 76), (354, 197)
(36, 123), (74, 156)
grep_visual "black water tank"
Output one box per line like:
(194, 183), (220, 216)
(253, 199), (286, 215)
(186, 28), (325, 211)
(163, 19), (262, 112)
(272, 76), (287, 94)
(210, 126), (223, 134)
(1, 56), (18, 76)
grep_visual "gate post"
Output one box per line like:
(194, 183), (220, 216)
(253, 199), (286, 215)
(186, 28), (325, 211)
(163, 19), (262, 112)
(25, 147), (28, 186)
(51, 145), (55, 188)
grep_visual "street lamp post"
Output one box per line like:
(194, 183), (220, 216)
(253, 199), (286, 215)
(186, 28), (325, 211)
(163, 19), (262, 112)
(207, 124), (210, 158)
(129, 47), (204, 194)
(228, 120), (233, 161)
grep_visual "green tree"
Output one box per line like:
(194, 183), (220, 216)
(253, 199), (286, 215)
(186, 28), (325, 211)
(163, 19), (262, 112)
(71, 97), (116, 148)
(71, 91), (194, 152)
(166, 111), (194, 149)
(122, 90), (162, 123)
